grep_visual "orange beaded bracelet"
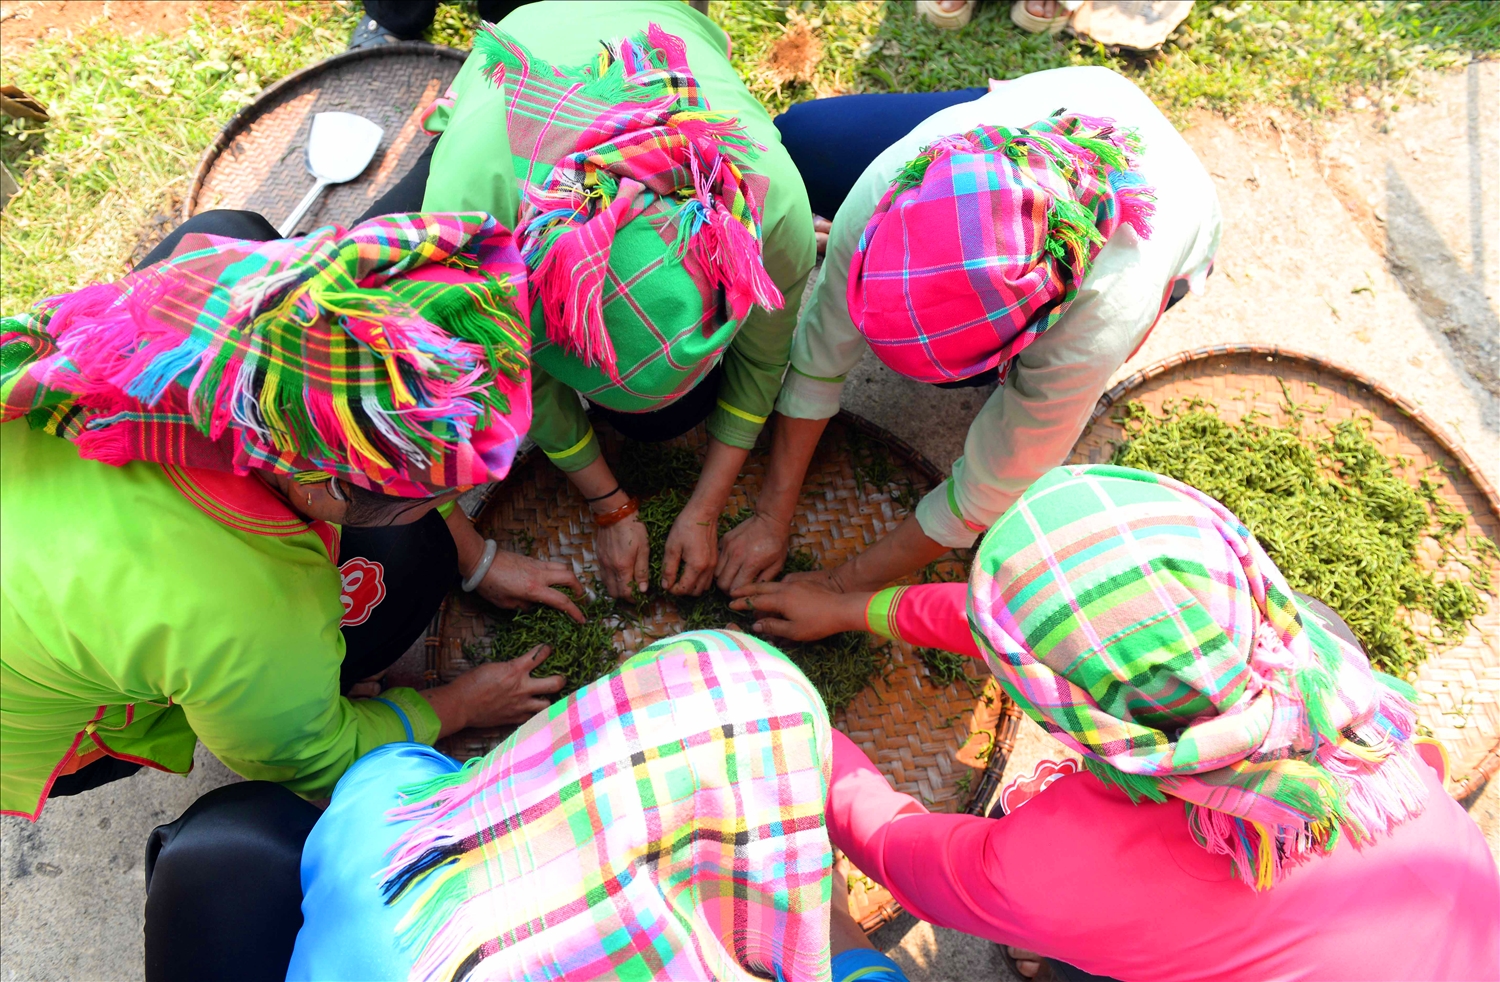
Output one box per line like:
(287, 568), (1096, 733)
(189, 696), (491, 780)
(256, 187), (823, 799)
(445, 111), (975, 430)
(593, 496), (640, 528)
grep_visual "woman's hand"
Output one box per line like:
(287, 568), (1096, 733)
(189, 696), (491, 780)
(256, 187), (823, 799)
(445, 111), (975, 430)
(662, 502), (717, 596)
(595, 512), (650, 599)
(814, 215), (833, 257)
(421, 645), (567, 737)
(715, 512), (792, 593)
(475, 552), (586, 623)
(729, 580), (873, 642)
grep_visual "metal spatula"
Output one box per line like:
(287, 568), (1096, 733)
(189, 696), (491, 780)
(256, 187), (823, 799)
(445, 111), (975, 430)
(277, 111), (384, 237)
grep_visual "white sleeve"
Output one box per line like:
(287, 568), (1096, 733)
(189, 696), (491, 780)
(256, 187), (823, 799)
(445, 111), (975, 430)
(774, 180), (881, 420)
(914, 232), (1164, 548)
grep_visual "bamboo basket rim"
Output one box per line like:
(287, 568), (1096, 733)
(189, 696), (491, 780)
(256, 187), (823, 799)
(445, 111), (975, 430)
(1092, 344), (1500, 522)
(182, 42), (466, 222)
(1087, 343), (1500, 799)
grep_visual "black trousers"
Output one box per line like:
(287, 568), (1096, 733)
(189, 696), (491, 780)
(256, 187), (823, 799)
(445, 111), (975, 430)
(144, 782), (321, 982)
(49, 210), (457, 800)
(362, 0), (524, 38)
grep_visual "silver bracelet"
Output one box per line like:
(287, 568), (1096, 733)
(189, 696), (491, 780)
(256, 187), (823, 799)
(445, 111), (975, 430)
(461, 538), (499, 592)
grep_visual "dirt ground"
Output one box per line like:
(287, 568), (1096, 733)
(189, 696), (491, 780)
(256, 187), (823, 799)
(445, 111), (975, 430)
(0, 0), (247, 54)
(0, 36), (1496, 982)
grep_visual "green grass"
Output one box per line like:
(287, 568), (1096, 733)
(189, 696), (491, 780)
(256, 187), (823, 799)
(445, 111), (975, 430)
(715, 1), (1497, 118)
(3, 0), (1495, 310)
(0, 1), (361, 311)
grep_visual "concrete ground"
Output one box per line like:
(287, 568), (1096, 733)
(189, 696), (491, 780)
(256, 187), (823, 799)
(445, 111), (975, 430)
(3, 62), (1496, 982)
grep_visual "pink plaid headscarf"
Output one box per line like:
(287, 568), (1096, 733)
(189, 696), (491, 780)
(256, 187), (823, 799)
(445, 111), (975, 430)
(847, 113), (1156, 384)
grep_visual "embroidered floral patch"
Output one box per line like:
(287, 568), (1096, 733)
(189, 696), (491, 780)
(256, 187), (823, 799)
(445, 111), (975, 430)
(339, 557), (387, 627)
(998, 757), (1081, 815)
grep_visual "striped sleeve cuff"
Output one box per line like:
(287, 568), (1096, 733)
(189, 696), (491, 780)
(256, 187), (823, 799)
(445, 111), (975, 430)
(914, 480), (984, 550)
(865, 586), (909, 642)
(706, 400), (767, 449)
(774, 366), (844, 420)
(372, 687), (441, 746)
(541, 427), (601, 472)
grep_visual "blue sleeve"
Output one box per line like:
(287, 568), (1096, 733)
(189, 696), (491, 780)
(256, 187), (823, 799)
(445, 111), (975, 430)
(285, 743), (460, 982)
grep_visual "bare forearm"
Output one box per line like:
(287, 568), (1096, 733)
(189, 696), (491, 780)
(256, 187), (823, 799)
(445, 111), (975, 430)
(445, 507), (485, 576)
(756, 413), (830, 522)
(836, 516), (950, 592)
(566, 455), (629, 512)
(419, 684), (469, 739)
(689, 438), (751, 514)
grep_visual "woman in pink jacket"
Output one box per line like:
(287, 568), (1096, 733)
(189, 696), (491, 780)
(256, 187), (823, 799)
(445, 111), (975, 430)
(734, 465), (1500, 982)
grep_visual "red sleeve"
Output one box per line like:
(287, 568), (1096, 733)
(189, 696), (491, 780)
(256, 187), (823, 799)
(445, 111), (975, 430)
(865, 583), (983, 660)
(827, 728), (1052, 949)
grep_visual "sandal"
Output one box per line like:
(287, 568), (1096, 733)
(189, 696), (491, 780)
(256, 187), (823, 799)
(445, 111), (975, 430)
(1010, 0), (1076, 35)
(915, 0), (977, 31)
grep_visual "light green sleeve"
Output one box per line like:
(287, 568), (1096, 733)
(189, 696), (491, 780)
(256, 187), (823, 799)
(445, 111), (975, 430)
(420, 48), (521, 221)
(707, 200), (817, 448)
(184, 652), (441, 800)
(529, 364), (600, 472)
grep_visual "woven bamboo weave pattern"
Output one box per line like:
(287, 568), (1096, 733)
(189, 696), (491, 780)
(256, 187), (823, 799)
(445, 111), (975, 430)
(1068, 346), (1500, 795)
(431, 414), (999, 932)
(186, 44), (463, 229)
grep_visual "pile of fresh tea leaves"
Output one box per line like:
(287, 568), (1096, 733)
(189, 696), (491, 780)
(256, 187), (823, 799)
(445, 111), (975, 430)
(1111, 399), (1495, 678)
(465, 438), (910, 714)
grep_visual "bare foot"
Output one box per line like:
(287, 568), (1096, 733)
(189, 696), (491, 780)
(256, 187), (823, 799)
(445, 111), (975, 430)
(933, 0), (970, 10)
(1007, 946), (1049, 980)
(347, 669), (388, 700)
(1025, 0), (1061, 16)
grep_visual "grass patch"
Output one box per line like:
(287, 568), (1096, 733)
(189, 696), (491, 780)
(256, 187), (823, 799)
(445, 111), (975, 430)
(5, 1), (1495, 310)
(0, 1), (361, 312)
(713, 1), (1498, 120)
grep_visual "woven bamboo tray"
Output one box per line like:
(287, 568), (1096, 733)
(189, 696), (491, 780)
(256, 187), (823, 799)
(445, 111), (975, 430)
(429, 412), (1004, 932)
(184, 43), (463, 229)
(1067, 345), (1500, 799)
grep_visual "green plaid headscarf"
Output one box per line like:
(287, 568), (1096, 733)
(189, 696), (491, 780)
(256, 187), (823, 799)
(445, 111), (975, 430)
(480, 23), (782, 412)
(968, 465), (1428, 889)
(0, 214), (531, 496)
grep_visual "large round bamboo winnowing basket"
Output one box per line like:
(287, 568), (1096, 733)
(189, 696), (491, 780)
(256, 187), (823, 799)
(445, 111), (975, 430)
(185, 43), (464, 228)
(429, 412), (1013, 933)
(1066, 344), (1500, 800)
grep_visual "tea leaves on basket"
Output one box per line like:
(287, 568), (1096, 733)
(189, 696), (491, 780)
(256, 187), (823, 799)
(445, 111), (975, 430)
(627, 441), (898, 714)
(617, 440), (701, 498)
(463, 590), (628, 697)
(783, 630), (896, 716)
(1111, 399), (1495, 678)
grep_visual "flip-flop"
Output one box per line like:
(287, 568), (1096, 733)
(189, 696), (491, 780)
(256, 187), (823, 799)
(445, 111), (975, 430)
(915, 0), (976, 31)
(346, 15), (399, 51)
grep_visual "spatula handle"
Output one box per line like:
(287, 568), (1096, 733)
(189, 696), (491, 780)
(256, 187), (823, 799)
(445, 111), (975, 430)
(278, 179), (330, 238)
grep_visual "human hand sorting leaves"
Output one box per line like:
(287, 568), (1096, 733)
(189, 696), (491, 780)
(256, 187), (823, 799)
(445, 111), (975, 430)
(662, 501), (717, 596)
(729, 579), (874, 642)
(716, 512), (792, 593)
(476, 551), (586, 623)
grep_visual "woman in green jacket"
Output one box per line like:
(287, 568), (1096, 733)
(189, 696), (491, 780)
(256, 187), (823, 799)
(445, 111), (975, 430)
(408, 1), (817, 600)
(0, 208), (578, 819)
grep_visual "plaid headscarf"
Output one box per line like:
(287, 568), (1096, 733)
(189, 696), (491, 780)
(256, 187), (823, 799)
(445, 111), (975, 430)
(968, 465), (1428, 890)
(379, 630), (833, 981)
(477, 23), (782, 410)
(0, 214), (531, 496)
(848, 114), (1155, 384)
